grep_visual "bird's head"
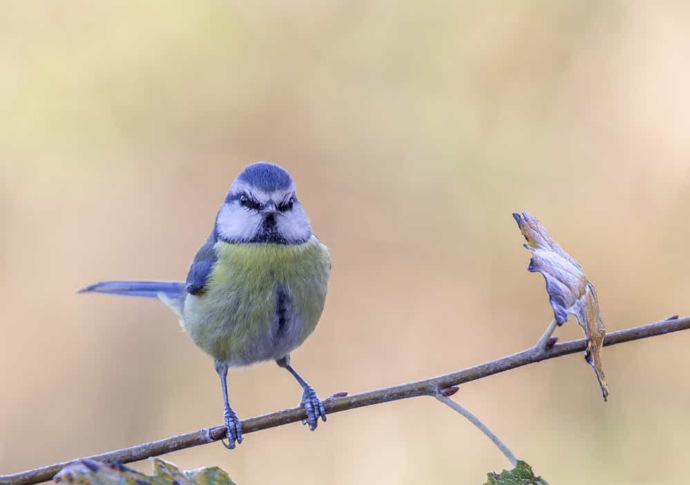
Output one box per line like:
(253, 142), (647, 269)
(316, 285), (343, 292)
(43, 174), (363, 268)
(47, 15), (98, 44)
(215, 162), (312, 244)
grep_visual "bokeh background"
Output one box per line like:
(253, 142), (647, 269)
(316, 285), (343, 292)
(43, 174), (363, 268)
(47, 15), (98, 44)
(2, 2), (690, 484)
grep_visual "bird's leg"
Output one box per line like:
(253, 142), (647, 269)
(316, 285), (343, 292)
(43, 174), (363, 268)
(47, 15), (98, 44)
(215, 360), (243, 448)
(276, 355), (327, 430)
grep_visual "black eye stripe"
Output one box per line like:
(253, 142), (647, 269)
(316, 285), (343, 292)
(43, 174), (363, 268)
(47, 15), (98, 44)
(278, 197), (294, 212)
(239, 194), (261, 210)
(235, 193), (295, 212)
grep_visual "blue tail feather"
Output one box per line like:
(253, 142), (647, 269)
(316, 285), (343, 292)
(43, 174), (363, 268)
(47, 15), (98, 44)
(78, 280), (185, 299)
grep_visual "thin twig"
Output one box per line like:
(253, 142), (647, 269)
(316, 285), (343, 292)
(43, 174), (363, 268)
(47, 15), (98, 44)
(435, 393), (518, 466)
(3, 315), (690, 485)
(535, 319), (558, 350)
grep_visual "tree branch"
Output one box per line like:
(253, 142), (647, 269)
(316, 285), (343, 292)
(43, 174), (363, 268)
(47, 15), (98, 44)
(4, 315), (689, 485)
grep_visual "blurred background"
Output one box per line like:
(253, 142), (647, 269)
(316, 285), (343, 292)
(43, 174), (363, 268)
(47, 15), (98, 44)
(2, 1), (690, 484)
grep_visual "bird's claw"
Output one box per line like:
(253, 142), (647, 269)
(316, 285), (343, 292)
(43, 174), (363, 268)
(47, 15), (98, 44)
(301, 385), (327, 431)
(221, 408), (244, 449)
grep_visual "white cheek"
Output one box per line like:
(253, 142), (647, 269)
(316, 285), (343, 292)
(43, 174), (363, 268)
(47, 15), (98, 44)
(216, 204), (261, 241)
(278, 207), (312, 242)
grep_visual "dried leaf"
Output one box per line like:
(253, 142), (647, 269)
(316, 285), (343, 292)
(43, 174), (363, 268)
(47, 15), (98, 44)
(484, 460), (548, 485)
(53, 457), (235, 485)
(513, 212), (608, 401)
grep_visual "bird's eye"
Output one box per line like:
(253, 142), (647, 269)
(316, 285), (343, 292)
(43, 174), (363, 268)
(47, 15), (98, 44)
(278, 197), (294, 212)
(239, 194), (260, 210)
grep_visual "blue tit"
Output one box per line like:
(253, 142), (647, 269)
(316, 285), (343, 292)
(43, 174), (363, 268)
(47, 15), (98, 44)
(80, 162), (331, 448)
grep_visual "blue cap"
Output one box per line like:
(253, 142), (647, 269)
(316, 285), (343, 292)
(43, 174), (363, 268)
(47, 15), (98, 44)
(237, 162), (293, 192)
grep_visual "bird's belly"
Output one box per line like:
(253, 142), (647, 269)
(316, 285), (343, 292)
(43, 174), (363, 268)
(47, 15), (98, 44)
(182, 286), (310, 366)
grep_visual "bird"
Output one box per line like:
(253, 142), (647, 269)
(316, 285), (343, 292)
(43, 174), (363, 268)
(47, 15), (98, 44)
(79, 161), (331, 448)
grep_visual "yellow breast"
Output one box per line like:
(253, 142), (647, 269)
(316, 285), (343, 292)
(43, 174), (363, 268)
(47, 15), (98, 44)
(181, 235), (330, 365)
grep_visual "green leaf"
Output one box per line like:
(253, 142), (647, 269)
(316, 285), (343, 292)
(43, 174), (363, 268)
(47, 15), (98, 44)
(53, 457), (235, 485)
(484, 460), (548, 485)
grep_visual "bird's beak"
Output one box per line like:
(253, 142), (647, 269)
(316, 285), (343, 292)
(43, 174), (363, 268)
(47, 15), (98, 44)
(263, 201), (277, 214)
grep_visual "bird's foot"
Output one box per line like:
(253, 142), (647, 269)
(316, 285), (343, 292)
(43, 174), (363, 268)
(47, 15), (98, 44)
(221, 408), (244, 449)
(300, 385), (327, 431)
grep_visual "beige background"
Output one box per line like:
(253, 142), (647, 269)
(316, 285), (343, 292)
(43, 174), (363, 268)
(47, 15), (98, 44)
(2, 2), (690, 484)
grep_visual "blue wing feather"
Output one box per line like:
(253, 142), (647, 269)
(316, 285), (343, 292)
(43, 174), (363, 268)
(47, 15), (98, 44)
(185, 233), (218, 295)
(79, 233), (219, 309)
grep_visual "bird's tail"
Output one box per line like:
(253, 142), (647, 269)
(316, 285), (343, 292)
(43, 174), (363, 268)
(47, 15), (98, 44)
(78, 280), (186, 316)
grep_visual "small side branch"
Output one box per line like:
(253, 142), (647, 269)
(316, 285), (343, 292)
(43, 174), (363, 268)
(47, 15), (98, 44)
(3, 315), (690, 485)
(435, 393), (518, 466)
(535, 319), (559, 350)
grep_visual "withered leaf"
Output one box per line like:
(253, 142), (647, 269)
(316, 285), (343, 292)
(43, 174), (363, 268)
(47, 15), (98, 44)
(513, 212), (608, 401)
(54, 457), (235, 485)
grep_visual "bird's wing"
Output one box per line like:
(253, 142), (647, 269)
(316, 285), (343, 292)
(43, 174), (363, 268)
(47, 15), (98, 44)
(185, 232), (218, 295)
